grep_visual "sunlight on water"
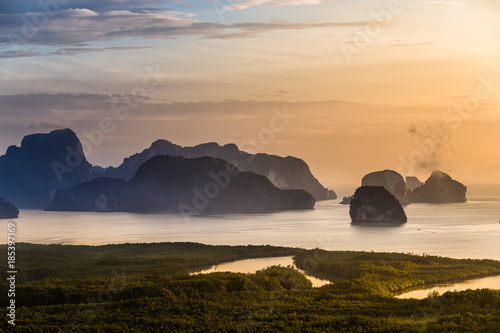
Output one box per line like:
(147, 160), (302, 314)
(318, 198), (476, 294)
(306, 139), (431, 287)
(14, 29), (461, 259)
(1, 185), (499, 291)
(1, 184), (500, 261)
(189, 256), (331, 288)
(397, 275), (500, 299)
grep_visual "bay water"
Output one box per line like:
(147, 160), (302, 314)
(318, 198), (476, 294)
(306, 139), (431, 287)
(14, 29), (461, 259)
(5, 185), (499, 261)
(3, 184), (500, 296)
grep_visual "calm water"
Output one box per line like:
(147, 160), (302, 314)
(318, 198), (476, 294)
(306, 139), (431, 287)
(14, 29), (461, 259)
(189, 256), (500, 294)
(189, 256), (331, 288)
(397, 275), (500, 299)
(2, 184), (499, 294)
(3, 185), (499, 260)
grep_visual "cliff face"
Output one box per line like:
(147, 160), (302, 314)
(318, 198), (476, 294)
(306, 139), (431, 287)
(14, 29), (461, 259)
(409, 171), (467, 203)
(45, 178), (127, 212)
(349, 186), (407, 223)
(0, 129), (92, 208)
(361, 170), (410, 206)
(0, 198), (19, 219)
(47, 155), (316, 214)
(92, 140), (335, 201)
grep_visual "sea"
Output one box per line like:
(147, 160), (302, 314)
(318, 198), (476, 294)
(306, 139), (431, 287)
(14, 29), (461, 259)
(5, 184), (499, 261)
(3, 184), (500, 297)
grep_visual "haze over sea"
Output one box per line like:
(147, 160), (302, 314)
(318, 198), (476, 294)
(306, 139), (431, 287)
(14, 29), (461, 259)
(6, 184), (500, 260)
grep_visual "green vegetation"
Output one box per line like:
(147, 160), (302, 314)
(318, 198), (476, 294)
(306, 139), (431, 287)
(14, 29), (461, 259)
(0, 242), (303, 282)
(294, 249), (500, 295)
(1, 243), (500, 332)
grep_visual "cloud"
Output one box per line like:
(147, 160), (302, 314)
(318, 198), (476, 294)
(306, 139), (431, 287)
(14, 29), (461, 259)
(0, 93), (228, 124)
(0, 0), (176, 14)
(202, 20), (384, 39)
(224, 0), (339, 11)
(247, 88), (292, 98)
(423, 1), (466, 9)
(0, 46), (152, 58)
(0, 93), (442, 125)
(0, 93), (273, 124)
(50, 46), (152, 55)
(28, 120), (72, 129)
(0, 93), (116, 119)
(0, 49), (42, 58)
(389, 42), (435, 47)
(0, 7), (380, 46)
(0, 8), (198, 46)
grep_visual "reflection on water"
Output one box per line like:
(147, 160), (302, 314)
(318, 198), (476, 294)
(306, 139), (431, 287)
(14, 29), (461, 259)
(397, 275), (500, 299)
(191, 256), (500, 294)
(189, 256), (332, 287)
(351, 221), (406, 227)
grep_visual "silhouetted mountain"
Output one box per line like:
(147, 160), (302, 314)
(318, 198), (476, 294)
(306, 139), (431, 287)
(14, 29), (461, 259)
(409, 171), (467, 203)
(361, 170), (410, 206)
(0, 197), (19, 219)
(350, 186), (407, 223)
(0, 129), (92, 208)
(47, 155), (316, 213)
(339, 196), (353, 205)
(92, 140), (336, 201)
(406, 176), (424, 191)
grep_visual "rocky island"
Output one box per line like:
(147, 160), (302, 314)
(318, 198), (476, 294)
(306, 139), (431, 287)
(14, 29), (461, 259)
(405, 176), (423, 191)
(0, 198), (19, 219)
(361, 170), (410, 205)
(349, 186), (407, 223)
(0, 129), (92, 208)
(92, 139), (336, 201)
(0, 129), (333, 210)
(340, 196), (353, 205)
(409, 171), (467, 203)
(46, 155), (316, 214)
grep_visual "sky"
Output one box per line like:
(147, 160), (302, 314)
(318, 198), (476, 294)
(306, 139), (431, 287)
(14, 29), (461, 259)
(1, 0), (499, 188)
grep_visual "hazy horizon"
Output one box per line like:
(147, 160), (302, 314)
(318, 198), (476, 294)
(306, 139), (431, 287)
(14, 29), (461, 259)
(3, 123), (500, 190)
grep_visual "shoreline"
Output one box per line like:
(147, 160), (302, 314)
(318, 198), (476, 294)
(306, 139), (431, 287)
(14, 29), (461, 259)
(393, 272), (500, 297)
(5, 242), (500, 295)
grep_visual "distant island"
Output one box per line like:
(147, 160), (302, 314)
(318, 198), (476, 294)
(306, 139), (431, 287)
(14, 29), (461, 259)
(46, 155), (316, 214)
(345, 169), (467, 223)
(342, 169), (467, 206)
(0, 129), (333, 212)
(0, 129), (470, 217)
(91, 138), (336, 201)
(0, 198), (18, 219)
(349, 186), (407, 223)
(409, 170), (467, 203)
(362, 170), (410, 205)
(0, 129), (91, 208)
